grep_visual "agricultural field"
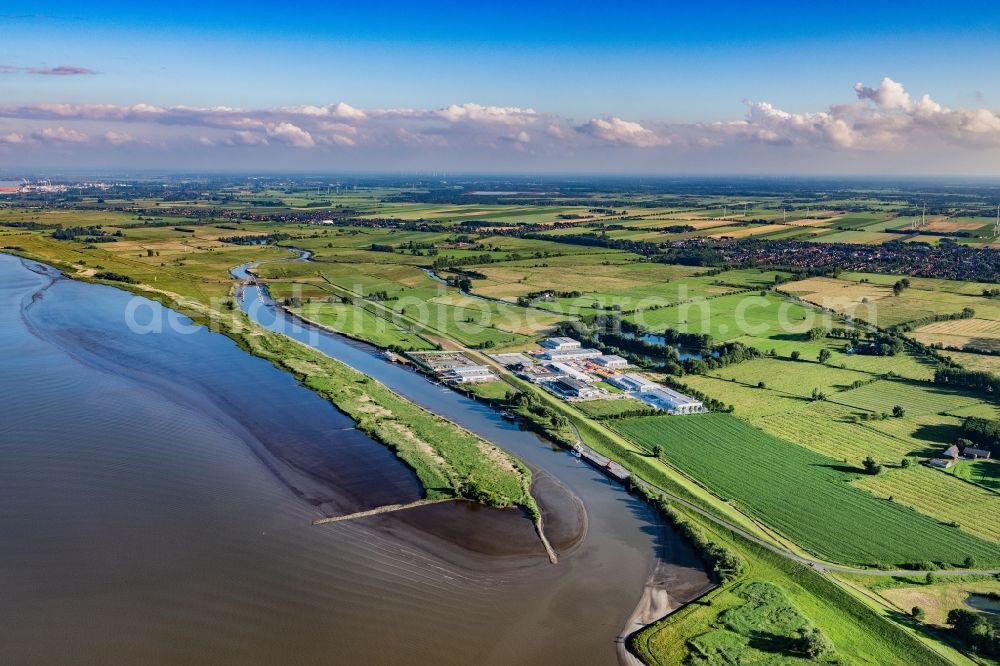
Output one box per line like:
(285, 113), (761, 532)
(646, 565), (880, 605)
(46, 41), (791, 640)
(811, 230), (893, 244)
(625, 291), (821, 343)
(609, 413), (1000, 566)
(911, 318), (1000, 353)
(294, 301), (435, 350)
(830, 378), (990, 417)
(469, 259), (726, 311)
(941, 350), (1000, 373)
(853, 464), (1000, 543)
(783, 274), (1000, 329)
(876, 577), (1000, 626)
(704, 357), (872, 397)
(751, 399), (917, 462)
(260, 255), (566, 349)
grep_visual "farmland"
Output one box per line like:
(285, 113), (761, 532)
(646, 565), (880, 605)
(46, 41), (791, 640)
(294, 301), (435, 350)
(609, 413), (1000, 567)
(5, 176), (1000, 666)
(625, 291), (822, 343)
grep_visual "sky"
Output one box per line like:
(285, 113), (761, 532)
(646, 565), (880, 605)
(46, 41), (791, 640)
(3, 1), (1000, 175)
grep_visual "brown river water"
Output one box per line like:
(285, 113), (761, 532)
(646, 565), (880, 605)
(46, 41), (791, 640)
(0, 253), (711, 665)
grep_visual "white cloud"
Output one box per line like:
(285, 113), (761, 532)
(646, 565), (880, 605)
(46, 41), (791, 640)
(854, 77), (912, 110)
(434, 103), (538, 126)
(265, 122), (314, 148)
(579, 117), (667, 147)
(34, 126), (89, 143)
(103, 130), (133, 145)
(2, 77), (1000, 163)
(225, 131), (268, 146)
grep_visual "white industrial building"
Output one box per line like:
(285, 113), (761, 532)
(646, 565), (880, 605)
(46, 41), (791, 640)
(606, 374), (658, 392)
(548, 362), (597, 383)
(540, 336), (581, 351)
(545, 377), (602, 400)
(593, 354), (628, 369)
(440, 365), (497, 384)
(539, 347), (602, 361)
(606, 374), (704, 414)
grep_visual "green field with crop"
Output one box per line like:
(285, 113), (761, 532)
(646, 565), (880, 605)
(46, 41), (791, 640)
(624, 291), (821, 343)
(830, 378), (988, 416)
(610, 413), (1000, 566)
(295, 302), (435, 350)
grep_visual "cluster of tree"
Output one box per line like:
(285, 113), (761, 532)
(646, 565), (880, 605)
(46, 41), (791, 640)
(365, 290), (395, 302)
(854, 332), (905, 356)
(447, 276), (473, 292)
(506, 390), (568, 429)
(983, 288), (1000, 298)
(52, 225), (122, 242)
(639, 491), (744, 582)
(946, 608), (1000, 657)
(656, 225), (696, 233)
(219, 232), (291, 245)
(796, 628), (836, 660)
(93, 271), (136, 284)
(805, 326), (828, 341)
(432, 253), (501, 270)
(596, 407), (664, 420)
(890, 307), (976, 333)
(682, 342), (762, 375)
(935, 367), (1000, 398)
(862, 456), (883, 475)
(0, 221), (46, 230)
(960, 417), (1000, 455)
(516, 289), (583, 307)
(369, 243), (395, 252)
(892, 278), (912, 296)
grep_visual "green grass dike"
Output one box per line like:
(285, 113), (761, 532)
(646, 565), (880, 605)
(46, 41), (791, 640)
(630, 504), (957, 666)
(242, 327), (539, 516)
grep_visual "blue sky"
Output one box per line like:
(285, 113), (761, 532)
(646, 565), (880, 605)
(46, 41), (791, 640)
(3, 1), (1000, 173)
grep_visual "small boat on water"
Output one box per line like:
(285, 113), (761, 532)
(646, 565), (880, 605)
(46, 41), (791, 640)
(500, 410), (515, 421)
(379, 350), (398, 362)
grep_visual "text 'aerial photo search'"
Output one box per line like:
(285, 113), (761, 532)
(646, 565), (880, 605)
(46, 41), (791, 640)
(3, 2), (1000, 665)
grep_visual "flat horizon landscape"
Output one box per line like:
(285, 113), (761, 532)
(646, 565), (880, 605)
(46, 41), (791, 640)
(4, 3), (1000, 665)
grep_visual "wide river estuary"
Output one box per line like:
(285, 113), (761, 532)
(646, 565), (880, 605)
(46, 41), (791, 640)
(0, 253), (710, 665)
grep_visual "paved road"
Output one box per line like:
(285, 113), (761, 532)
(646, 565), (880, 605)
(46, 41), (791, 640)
(567, 423), (1000, 579)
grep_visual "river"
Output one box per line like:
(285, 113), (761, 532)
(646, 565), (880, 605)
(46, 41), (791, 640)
(0, 252), (710, 665)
